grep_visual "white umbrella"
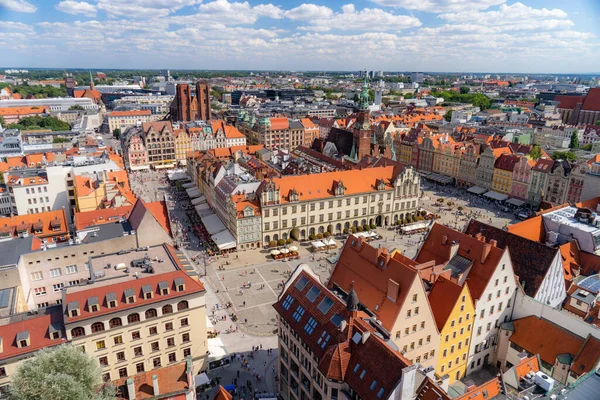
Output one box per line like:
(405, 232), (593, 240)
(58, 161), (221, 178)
(270, 250), (280, 256)
(280, 248), (290, 254)
(288, 246), (298, 251)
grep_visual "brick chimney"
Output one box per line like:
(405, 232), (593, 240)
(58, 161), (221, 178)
(481, 242), (492, 264)
(442, 234), (448, 245)
(387, 279), (400, 302)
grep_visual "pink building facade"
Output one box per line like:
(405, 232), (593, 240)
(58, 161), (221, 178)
(510, 156), (533, 200)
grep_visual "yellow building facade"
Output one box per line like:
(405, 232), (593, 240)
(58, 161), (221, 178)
(174, 129), (192, 165)
(491, 168), (513, 194)
(429, 278), (475, 384)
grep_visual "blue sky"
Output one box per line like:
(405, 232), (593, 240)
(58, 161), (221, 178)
(0, 0), (599, 73)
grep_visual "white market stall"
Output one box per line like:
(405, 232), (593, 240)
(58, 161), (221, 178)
(467, 186), (487, 195)
(200, 213), (227, 235)
(191, 196), (207, 206)
(484, 191), (509, 202)
(186, 188), (202, 199)
(182, 182), (195, 189)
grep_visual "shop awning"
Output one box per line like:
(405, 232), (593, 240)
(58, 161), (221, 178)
(427, 173), (454, 185)
(401, 221), (429, 233)
(182, 182), (195, 189)
(467, 186), (487, 195)
(186, 188), (201, 199)
(201, 213), (227, 235)
(484, 191), (509, 201)
(506, 198), (526, 207)
(195, 373), (210, 387)
(195, 203), (214, 217)
(212, 230), (237, 250)
(191, 196), (207, 206)
(168, 171), (189, 182)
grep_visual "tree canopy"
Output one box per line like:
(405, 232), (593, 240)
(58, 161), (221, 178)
(11, 84), (66, 98)
(443, 109), (453, 122)
(8, 116), (71, 131)
(68, 105), (84, 111)
(9, 345), (115, 400)
(551, 150), (577, 162)
(569, 130), (579, 149)
(431, 90), (491, 110)
(529, 145), (542, 160)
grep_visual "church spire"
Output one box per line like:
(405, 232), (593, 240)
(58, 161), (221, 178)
(358, 76), (370, 111)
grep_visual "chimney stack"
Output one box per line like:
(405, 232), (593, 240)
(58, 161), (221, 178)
(440, 374), (450, 392)
(442, 234), (448, 245)
(489, 239), (497, 247)
(152, 374), (159, 396)
(481, 242), (492, 264)
(126, 378), (136, 400)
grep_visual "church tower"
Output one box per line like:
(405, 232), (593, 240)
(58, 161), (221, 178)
(352, 77), (372, 161)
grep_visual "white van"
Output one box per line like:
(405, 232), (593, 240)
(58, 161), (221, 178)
(114, 263), (127, 270)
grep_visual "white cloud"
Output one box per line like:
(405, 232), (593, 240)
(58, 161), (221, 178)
(437, 2), (573, 33)
(197, 0), (284, 21)
(55, 1), (97, 17)
(298, 3), (421, 31)
(0, 0), (36, 13)
(284, 4), (333, 20)
(369, 0), (505, 13)
(96, 0), (202, 18)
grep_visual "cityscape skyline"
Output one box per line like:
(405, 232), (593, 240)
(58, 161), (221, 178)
(1, 0), (599, 73)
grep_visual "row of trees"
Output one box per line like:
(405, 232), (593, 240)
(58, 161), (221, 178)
(0, 82), (66, 98)
(431, 90), (492, 110)
(8, 116), (71, 131)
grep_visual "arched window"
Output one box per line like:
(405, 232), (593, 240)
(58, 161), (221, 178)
(109, 317), (122, 328)
(162, 304), (173, 314)
(91, 322), (105, 333)
(145, 308), (157, 319)
(177, 300), (189, 311)
(71, 327), (85, 338)
(127, 313), (140, 324)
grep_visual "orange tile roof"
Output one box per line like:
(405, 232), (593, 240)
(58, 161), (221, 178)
(507, 215), (546, 242)
(514, 356), (539, 381)
(455, 378), (502, 400)
(416, 223), (505, 301)
(414, 377), (451, 400)
(270, 117), (289, 130)
(0, 307), (65, 362)
(300, 118), (318, 129)
(224, 125), (245, 139)
(145, 201), (173, 237)
(65, 269), (204, 324)
(108, 110), (151, 117)
(75, 175), (95, 196)
(261, 166), (397, 204)
(328, 236), (422, 330)
(510, 316), (584, 366)
(213, 386), (233, 400)
(427, 277), (467, 331)
(0, 106), (49, 116)
(0, 209), (69, 240)
(114, 362), (190, 399)
(492, 147), (511, 158)
(74, 206), (133, 231)
(73, 89), (101, 102)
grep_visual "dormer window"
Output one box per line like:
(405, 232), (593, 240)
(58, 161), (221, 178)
(106, 292), (117, 308)
(174, 277), (185, 292)
(124, 289), (136, 304)
(67, 301), (80, 318)
(377, 179), (386, 191)
(142, 284), (153, 299)
(158, 281), (170, 295)
(16, 331), (30, 348)
(49, 324), (61, 340)
(88, 297), (99, 312)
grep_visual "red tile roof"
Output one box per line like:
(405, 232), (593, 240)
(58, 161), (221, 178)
(454, 377), (502, 400)
(64, 269), (204, 323)
(328, 235), (421, 330)
(417, 223), (505, 301)
(74, 206), (133, 231)
(270, 117), (289, 130)
(509, 316), (584, 366)
(0, 209), (69, 241)
(274, 267), (411, 400)
(415, 377), (451, 400)
(581, 88), (600, 112)
(555, 95), (585, 110)
(145, 201), (173, 237)
(0, 306), (65, 362)
(114, 362), (191, 399)
(571, 335), (600, 375)
(514, 355), (539, 381)
(0, 106), (49, 116)
(428, 277), (467, 331)
(494, 154), (520, 172)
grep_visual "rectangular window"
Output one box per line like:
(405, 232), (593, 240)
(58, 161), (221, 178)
(114, 336), (123, 345)
(136, 363), (145, 373)
(181, 318), (189, 327)
(167, 337), (175, 347)
(66, 265), (77, 274)
(34, 287), (47, 296)
(31, 271), (43, 281)
(134, 347), (143, 357)
(96, 340), (106, 350)
(182, 333), (190, 343)
(304, 317), (318, 335)
(49, 268), (61, 277)
(132, 331), (140, 340)
(116, 351), (125, 362)
(293, 305), (305, 322)
(168, 352), (176, 363)
(151, 342), (160, 352)
(149, 327), (158, 335)
(153, 357), (161, 368)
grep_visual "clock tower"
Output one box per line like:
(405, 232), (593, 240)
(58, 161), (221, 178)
(353, 77), (372, 160)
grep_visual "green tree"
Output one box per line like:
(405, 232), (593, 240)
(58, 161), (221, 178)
(596, 120), (600, 126)
(52, 137), (69, 143)
(551, 151), (577, 162)
(443, 109), (453, 122)
(9, 345), (115, 400)
(404, 92), (414, 99)
(459, 86), (470, 94)
(0, 116), (5, 126)
(8, 116), (70, 131)
(569, 130), (579, 149)
(68, 105), (85, 111)
(581, 144), (593, 151)
(113, 128), (121, 140)
(529, 145), (542, 160)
